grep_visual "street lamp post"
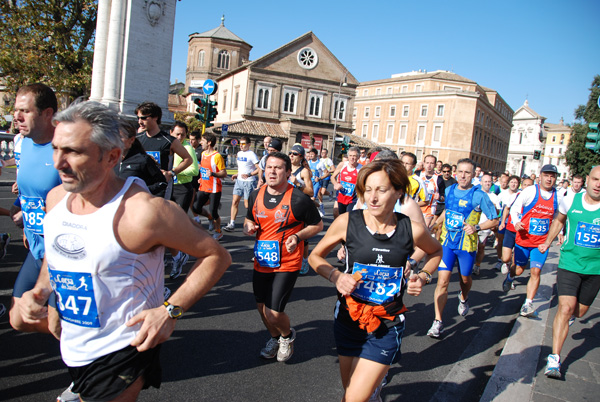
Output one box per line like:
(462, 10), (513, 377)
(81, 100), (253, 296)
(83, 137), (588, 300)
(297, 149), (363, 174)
(331, 71), (348, 158)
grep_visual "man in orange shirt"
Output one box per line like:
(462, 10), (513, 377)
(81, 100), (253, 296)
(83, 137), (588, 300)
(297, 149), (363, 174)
(191, 133), (227, 241)
(244, 152), (322, 362)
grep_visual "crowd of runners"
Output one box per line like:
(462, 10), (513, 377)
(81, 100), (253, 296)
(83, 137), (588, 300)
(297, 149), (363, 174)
(2, 83), (598, 402)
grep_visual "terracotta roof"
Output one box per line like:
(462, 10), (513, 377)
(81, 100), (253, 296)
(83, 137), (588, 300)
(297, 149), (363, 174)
(189, 19), (249, 45)
(213, 120), (287, 138)
(346, 134), (379, 148)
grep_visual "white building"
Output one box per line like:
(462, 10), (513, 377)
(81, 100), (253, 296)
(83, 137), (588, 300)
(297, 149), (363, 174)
(507, 100), (546, 177)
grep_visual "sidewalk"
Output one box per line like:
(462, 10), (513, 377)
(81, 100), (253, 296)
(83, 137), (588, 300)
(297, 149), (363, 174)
(482, 245), (600, 401)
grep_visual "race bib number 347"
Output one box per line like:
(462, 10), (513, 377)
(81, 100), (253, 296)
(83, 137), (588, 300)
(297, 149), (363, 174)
(49, 269), (100, 328)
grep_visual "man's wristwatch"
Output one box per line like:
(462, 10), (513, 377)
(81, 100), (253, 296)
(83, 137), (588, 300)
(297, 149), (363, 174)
(474, 224), (481, 232)
(164, 301), (183, 319)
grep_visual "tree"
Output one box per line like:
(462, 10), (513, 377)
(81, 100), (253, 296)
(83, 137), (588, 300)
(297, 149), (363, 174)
(565, 75), (600, 177)
(0, 0), (97, 99)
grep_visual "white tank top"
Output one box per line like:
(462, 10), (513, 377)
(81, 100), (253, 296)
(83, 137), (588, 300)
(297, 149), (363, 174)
(44, 177), (165, 367)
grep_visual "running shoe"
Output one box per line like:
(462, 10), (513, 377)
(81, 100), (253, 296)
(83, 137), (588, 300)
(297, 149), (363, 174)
(57, 382), (79, 402)
(520, 301), (536, 317)
(277, 328), (296, 362)
(458, 292), (470, 316)
(472, 265), (480, 276)
(569, 315), (576, 327)
(208, 220), (215, 232)
(213, 231), (223, 241)
(493, 238), (498, 248)
(319, 203), (325, 217)
(501, 263), (509, 274)
(300, 258), (310, 275)
(494, 261), (503, 271)
(223, 222), (235, 232)
(502, 274), (514, 292)
(0, 233), (10, 259)
(544, 354), (561, 379)
(163, 286), (171, 301)
(427, 320), (444, 338)
(170, 252), (189, 279)
(369, 375), (388, 402)
(260, 337), (279, 359)
(0, 303), (6, 318)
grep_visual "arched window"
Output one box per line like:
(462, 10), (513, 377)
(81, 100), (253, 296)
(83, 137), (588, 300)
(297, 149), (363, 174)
(198, 50), (205, 67)
(217, 50), (230, 69)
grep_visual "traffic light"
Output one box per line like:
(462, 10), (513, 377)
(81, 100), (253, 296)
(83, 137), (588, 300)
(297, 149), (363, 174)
(585, 122), (600, 153)
(194, 97), (206, 122)
(340, 142), (348, 155)
(206, 100), (218, 128)
(533, 150), (541, 160)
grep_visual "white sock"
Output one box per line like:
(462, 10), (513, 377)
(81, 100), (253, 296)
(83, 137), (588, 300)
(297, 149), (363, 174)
(525, 298), (532, 304)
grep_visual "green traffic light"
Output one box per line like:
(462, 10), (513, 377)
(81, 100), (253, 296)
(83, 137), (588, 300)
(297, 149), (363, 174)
(586, 122), (600, 152)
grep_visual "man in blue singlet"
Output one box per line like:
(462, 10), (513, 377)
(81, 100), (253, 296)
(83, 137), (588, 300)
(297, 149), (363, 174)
(9, 83), (62, 335)
(427, 158), (498, 338)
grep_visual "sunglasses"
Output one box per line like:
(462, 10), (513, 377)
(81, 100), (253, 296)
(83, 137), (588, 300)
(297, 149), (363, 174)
(239, 142), (247, 145)
(442, 170), (451, 173)
(289, 152), (300, 156)
(138, 115), (152, 121)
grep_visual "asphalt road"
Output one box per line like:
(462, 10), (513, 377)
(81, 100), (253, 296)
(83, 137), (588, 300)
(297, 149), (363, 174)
(0, 174), (531, 401)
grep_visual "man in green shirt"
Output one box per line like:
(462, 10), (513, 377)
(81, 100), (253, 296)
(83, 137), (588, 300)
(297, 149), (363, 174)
(538, 166), (600, 379)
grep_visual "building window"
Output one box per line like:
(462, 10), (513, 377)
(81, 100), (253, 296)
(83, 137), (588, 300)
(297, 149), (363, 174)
(372, 124), (379, 141)
(364, 107), (370, 118)
(282, 87), (299, 114)
(222, 90), (227, 112)
(432, 150), (439, 158)
(353, 107), (357, 118)
(376, 88), (381, 95)
(362, 124), (368, 138)
(551, 147), (554, 154)
(198, 50), (205, 67)
(560, 134), (565, 144)
(433, 125), (442, 143)
(415, 84), (422, 92)
(401, 85), (408, 93)
(307, 91), (324, 117)
(387, 87), (393, 94)
(386, 123), (394, 141)
(417, 125), (426, 141)
(436, 104), (445, 117)
(403, 105), (409, 117)
(332, 95), (346, 120)
(256, 85), (273, 111)
(363, 89), (368, 96)
(375, 106), (381, 118)
(390, 105), (396, 117)
(399, 125), (407, 141)
(217, 50), (230, 69)
(420, 105), (428, 117)
(234, 87), (240, 110)
(416, 149), (423, 160)
(552, 135), (556, 142)
(297, 47), (318, 69)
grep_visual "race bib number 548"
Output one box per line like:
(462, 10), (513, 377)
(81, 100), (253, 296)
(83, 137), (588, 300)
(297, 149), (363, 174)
(49, 269), (100, 328)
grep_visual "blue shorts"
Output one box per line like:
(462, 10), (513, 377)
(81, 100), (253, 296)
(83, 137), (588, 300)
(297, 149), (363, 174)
(233, 179), (257, 199)
(334, 316), (405, 365)
(498, 226), (506, 235)
(13, 251), (56, 307)
(439, 245), (476, 276)
(514, 244), (548, 269)
(312, 180), (323, 198)
(502, 229), (516, 249)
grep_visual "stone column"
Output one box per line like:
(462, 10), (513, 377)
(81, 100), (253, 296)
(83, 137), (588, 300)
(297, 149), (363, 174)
(101, 0), (127, 108)
(89, 0), (111, 102)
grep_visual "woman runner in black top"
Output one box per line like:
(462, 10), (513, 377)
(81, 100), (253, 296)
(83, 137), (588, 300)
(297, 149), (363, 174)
(309, 159), (442, 402)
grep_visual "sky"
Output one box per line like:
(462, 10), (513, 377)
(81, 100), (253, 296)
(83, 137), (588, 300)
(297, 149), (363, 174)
(170, 0), (599, 125)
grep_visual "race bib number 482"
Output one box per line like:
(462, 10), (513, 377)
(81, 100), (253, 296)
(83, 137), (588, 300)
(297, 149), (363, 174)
(49, 269), (100, 328)
(351, 262), (403, 304)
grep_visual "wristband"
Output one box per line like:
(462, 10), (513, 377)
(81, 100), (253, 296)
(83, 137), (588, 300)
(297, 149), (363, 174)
(327, 269), (336, 282)
(419, 269), (432, 284)
(291, 233), (301, 243)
